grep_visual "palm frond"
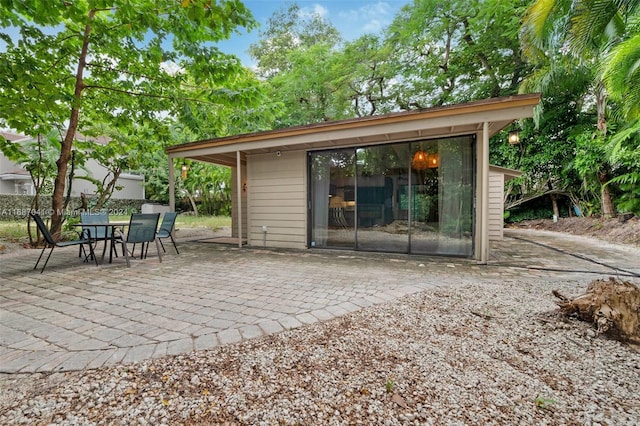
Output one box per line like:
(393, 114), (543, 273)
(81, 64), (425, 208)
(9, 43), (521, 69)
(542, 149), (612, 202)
(612, 0), (640, 15)
(569, 0), (621, 56)
(607, 120), (640, 163)
(602, 32), (640, 120)
(520, 0), (573, 62)
(519, 60), (592, 126)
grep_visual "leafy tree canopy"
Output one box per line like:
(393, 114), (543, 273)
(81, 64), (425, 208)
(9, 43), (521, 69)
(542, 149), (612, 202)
(386, 0), (531, 108)
(0, 0), (258, 234)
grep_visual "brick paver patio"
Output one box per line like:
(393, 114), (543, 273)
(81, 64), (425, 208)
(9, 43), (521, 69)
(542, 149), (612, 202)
(1, 229), (638, 373)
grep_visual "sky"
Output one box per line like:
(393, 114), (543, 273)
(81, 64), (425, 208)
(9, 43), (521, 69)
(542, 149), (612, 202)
(217, 0), (410, 66)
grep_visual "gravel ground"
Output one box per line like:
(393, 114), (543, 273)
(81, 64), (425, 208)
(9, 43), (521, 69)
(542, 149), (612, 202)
(1, 276), (639, 425)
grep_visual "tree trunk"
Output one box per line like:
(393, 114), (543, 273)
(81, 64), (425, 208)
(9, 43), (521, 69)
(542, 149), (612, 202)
(28, 134), (45, 245)
(80, 192), (88, 211)
(64, 150), (77, 211)
(599, 170), (616, 218)
(93, 169), (122, 210)
(553, 278), (640, 342)
(50, 12), (94, 238)
(186, 191), (199, 216)
(462, 18), (500, 97)
(550, 194), (560, 219)
(594, 81), (616, 218)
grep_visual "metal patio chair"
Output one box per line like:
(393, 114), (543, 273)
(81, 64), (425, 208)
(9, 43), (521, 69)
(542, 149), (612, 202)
(121, 213), (162, 267)
(80, 211), (121, 260)
(156, 212), (179, 254)
(30, 212), (98, 273)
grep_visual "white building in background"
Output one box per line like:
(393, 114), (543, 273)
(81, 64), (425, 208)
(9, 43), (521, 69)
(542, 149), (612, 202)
(0, 131), (145, 200)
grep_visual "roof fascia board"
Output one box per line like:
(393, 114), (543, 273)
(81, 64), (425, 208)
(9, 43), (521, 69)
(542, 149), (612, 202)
(169, 104), (534, 159)
(167, 94), (539, 155)
(489, 165), (523, 177)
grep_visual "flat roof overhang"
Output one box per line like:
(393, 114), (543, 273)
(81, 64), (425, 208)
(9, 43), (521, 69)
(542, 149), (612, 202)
(489, 165), (523, 181)
(166, 93), (541, 166)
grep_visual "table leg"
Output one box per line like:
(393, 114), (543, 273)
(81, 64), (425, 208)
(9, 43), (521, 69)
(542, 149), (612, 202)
(109, 231), (115, 264)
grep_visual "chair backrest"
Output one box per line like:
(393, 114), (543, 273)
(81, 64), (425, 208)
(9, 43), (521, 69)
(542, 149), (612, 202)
(158, 212), (178, 234)
(81, 211), (109, 239)
(126, 213), (160, 244)
(30, 213), (57, 246)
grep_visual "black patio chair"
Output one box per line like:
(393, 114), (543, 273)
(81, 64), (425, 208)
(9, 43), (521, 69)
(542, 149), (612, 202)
(156, 212), (179, 254)
(30, 212), (98, 273)
(121, 213), (163, 267)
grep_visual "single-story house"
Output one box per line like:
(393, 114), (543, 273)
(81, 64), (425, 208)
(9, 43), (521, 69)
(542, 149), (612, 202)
(166, 94), (540, 262)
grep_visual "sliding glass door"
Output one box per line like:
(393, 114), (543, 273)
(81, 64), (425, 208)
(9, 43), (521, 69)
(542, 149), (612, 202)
(308, 135), (475, 256)
(409, 137), (474, 256)
(355, 143), (410, 252)
(309, 149), (355, 248)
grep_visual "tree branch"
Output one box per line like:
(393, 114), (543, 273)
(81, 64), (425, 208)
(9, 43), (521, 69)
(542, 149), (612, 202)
(461, 18), (500, 97)
(86, 62), (177, 86)
(82, 84), (230, 106)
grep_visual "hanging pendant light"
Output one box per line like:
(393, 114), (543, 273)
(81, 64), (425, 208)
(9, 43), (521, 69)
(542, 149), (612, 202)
(427, 153), (439, 168)
(412, 150), (429, 170)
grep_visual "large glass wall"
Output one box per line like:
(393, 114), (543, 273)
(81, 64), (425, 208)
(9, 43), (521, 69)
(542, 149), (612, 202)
(308, 135), (475, 256)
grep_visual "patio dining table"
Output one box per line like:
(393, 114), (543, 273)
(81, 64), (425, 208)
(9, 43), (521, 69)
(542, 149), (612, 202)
(74, 221), (129, 264)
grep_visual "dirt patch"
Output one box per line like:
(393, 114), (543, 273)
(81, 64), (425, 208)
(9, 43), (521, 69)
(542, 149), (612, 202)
(507, 216), (640, 248)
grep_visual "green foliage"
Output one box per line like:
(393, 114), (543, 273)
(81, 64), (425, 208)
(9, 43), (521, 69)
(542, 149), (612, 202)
(248, 3), (341, 79)
(534, 395), (556, 409)
(386, 0), (531, 108)
(0, 0), (258, 234)
(330, 35), (397, 117)
(506, 206), (555, 223)
(608, 173), (640, 214)
(248, 2), (343, 127)
(520, 0), (640, 217)
(267, 43), (340, 126)
(573, 132), (607, 185)
(385, 380), (394, 393)
(602, 29), (640, 121)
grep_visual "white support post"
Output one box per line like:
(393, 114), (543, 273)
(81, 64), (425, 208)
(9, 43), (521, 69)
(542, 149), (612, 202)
(236, 150), (242, 248)
(480, 121), (490, 263)
(169, 156), (175, 212)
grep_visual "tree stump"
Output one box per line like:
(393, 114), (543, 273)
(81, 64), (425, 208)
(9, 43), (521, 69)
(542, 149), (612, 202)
(553, 277), (640, 342)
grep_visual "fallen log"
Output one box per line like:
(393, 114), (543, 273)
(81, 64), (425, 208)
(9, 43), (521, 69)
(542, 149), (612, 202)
(552, 277), (640, 342)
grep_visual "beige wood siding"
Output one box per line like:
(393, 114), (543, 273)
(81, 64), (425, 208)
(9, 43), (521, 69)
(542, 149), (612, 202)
(488, 171), (504, 240)
(247, 151), (307, 249)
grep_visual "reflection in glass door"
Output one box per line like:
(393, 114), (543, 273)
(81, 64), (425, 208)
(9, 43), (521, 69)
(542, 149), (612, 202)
(309, 149), (355, 248)
(309, 135), (475, 256)
(356, 144), (410, 252)
(410, 137), (474, 256)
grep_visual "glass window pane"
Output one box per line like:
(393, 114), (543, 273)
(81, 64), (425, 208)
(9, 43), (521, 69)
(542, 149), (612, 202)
(410, 136), (474, 256)
(356, 143), (410, 253)
(309, 149), (355, 248)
